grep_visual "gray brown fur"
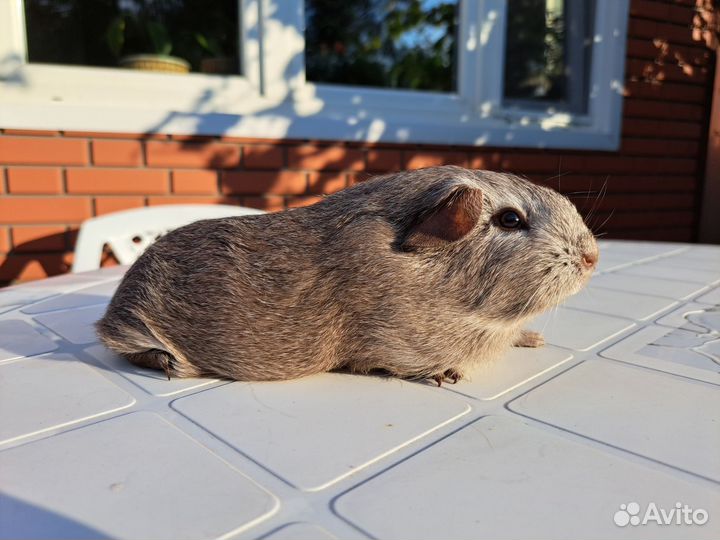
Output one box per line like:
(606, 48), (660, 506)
(96, 166), (598, 382)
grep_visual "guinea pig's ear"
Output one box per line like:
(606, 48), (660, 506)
(402, 185), (483, 250)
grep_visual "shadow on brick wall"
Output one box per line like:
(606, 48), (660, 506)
(0, 231), (74, 287)
(0, 193), (289, 287)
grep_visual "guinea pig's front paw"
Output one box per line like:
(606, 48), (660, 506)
(514, 330), (545, 348)
(431, 368), (464, 387)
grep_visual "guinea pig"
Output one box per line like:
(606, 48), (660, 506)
(96, 166), (598, 385)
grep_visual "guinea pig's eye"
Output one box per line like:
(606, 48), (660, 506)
(496, 209), (526, 231)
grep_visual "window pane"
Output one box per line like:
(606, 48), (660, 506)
(503, 0), (594, 112)
(304, 0), (458, 92)
(23, 0), (241, 75)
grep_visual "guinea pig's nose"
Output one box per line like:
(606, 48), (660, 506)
(581, 250), (598, 269)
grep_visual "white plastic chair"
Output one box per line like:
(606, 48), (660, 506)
(72, 204), (265, 273)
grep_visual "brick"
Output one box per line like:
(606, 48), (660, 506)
(11, 226), (67, 252)
(221, 135), (304, 144)
(67, 168), (168, 194)
(0, 253), (72, 282)
(469, 152), (502, 170)
(597, 175), (695, 192)
(7, 168), (63, 194)
(288, 145), (364, 171)
(101, 252), (120, 268)
(622, 118), (702, 139)
(545, 174), (696, 196)
(3, 129), (61, 136)
(625, 38), (710, 66)
(62, 131), (169, 140)
(570, 193), (694, 212)
(644, 158), (696, 175)
(0, 198), (91, 224)
(0, 137), (89, 166)
(668, 3), (694, 24)
(404, 151), (467, 169)
(629, 0), (670, 20)
(147, 196), (230, 206)
(169, 135), (216, 143)
(308, 172), (347, 194)
(667, 42), (710, 67)
(67, 228), (79, 248)
(221, 171), (306, 195)
(588, 211), (694, 230)
(95, 197), (146, 216)
(624, 80), (706, 102)
(500, 154), (560, 173)
(146, 141), (241, 168)
(627, 19), (702, 46)
(0, 227), (9, 253)
(568, 156), (647, 174)
(623, 99), (704, 121)
(92, 140), (143, 167)
(366, 149), (402, 171)
(243, 144), (285, 169)
(287, 196), (323, 208)
(606, 227), (693, 242)
(625, 38), (666, 61)
(626, 58), (707, 84)
(171, 170), (219, 194)
(620, 138), (699, 157)
(242, 196), (285, 212)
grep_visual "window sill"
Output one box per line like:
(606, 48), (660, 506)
(1, 65), (623, 151)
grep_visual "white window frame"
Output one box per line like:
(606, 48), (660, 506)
(0, 0), (629, 150)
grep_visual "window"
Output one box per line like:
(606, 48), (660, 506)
(305, 0), (458, 92)
(504, 0), (594, 113)
(23, 0), (242, 75)
(0, 0), (630, 149)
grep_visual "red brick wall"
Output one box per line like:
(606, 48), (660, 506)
(0, 0), (715, 285)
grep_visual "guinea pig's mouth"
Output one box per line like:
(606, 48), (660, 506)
(544, 269), (593, 312)
(509, 250), (598, 320)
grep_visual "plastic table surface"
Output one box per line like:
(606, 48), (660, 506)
(0, 240), (718, 540)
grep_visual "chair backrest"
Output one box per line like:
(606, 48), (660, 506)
(72, 204), (265, 273)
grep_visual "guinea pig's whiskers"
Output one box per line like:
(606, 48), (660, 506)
(585, 176), (608, 228)
(553, 300), (561, 318)
(558, 158), (562, 192)
(579, 176), (594, 213)
(539, 302), (559, 335)
(583, 285), (600, 304)
(520, 283), (547, 318)
(593, 209), (615, 236)
(544, 169), (570, 192)
(566, 191), (600, 196)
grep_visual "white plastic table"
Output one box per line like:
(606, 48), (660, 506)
(0, 240), (718, 540)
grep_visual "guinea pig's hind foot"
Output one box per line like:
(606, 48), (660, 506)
(514, 330), (545, 348)
(431, 368), (464, 387)
(126, 349), (177, 380)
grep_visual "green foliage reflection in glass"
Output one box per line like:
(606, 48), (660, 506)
(106, 16), (173, 57)
(504, 0), (567, 101)
(23, 0), (240, 74)
(305, 0), (458, 92)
